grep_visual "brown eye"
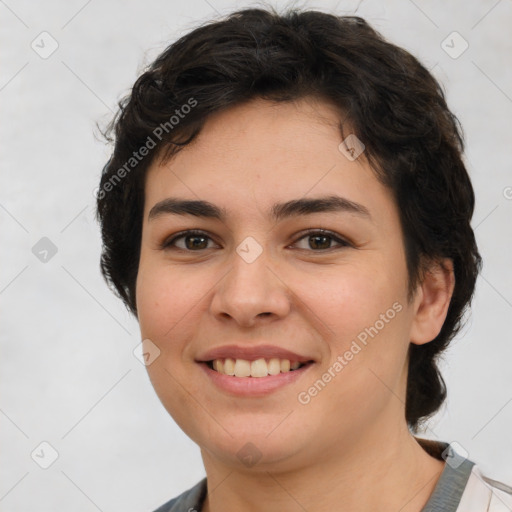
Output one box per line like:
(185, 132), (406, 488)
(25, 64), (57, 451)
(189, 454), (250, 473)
(309, 234), (331, 250)
(162, 230), (217, 251)
(292, 230), (350, 251)
(183, 234), (209, 250)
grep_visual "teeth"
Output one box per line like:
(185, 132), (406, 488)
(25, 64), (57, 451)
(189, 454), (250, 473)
(223, 357), (235, 376)
(234, 359), (251, 377)
(268, 358), (281, 375)
(210, 358), (306, 377)
(250, 358), (268, 378)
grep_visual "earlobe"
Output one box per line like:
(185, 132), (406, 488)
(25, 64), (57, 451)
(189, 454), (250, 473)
(410, 258), (455, 346)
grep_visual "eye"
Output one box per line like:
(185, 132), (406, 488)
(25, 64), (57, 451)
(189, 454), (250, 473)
(161, 229), (351, 252)
(161, 230), (218, 251)
(291, 230), (351, 251)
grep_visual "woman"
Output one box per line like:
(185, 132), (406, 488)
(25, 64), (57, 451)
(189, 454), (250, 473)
(96, 7), (511, 511)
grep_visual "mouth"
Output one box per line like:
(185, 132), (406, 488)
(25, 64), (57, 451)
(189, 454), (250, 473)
(198, 358), (315, 396)
(205, 357), (315, 378)
(195, 344), (316, 395)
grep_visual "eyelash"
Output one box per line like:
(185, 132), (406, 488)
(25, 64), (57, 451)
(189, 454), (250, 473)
(160, 229), (352, 252)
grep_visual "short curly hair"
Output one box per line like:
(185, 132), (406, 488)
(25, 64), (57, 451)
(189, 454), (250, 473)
(96, 6), (482, 433)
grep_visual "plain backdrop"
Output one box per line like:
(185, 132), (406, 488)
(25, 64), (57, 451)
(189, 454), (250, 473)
(1, 0), (511, 510)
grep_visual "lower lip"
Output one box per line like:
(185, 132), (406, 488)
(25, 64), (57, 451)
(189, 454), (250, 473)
(198, 362), (314, 397)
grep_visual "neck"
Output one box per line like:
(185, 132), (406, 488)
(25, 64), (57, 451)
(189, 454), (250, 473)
(200, 422), (445, 512)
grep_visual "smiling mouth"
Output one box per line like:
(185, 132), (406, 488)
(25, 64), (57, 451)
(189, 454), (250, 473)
(205, 357), (314, 377)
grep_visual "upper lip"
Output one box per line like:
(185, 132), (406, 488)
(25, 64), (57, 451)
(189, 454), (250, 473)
(196, 344), (315, 363)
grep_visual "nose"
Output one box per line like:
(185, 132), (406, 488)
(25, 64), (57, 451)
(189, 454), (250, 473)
(209, 244), (291, 328)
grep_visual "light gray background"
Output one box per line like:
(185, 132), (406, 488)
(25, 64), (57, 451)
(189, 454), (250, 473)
(1, 0), (511, 510)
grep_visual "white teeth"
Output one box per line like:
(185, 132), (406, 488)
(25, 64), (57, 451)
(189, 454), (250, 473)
(234, 359), (251, 377)
(223, 357), (235, 376)
(211, 357), (306, 377)
(250, 358), (268, 378)
(268, 358), (281, 375)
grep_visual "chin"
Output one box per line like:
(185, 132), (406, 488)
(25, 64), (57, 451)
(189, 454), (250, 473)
(193, 418), (314, 472)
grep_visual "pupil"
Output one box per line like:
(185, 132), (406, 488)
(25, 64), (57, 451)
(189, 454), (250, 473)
(187, 235), (207, 250)
(310, 235), (330, 250)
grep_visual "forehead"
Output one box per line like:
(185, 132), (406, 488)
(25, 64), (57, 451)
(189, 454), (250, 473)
(143, 97), (394, 226)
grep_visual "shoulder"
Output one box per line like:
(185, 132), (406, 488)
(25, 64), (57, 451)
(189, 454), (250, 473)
(458, 464), (512, 512)
(415, 437), (512, 512)
(152, 478), (207, 512)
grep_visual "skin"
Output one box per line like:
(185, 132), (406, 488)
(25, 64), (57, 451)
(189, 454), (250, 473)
(136, 97), (455, 512)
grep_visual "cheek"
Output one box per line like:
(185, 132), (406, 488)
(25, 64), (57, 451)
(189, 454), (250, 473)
(293, 262), (410, 393)
(135, 262), (215, 439)
(136, 261), (209, 341)
(293, 261), (404, 342)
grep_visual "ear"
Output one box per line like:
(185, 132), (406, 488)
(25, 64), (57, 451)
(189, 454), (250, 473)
(410, 258), (455, 345)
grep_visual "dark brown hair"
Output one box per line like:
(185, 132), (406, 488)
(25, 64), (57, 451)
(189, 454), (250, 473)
(96, 6), (482, 432)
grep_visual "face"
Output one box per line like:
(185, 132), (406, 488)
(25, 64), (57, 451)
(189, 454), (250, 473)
(136, 97), (419, 471)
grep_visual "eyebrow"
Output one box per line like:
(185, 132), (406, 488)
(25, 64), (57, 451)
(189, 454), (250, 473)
(148, 195), (372, 223)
